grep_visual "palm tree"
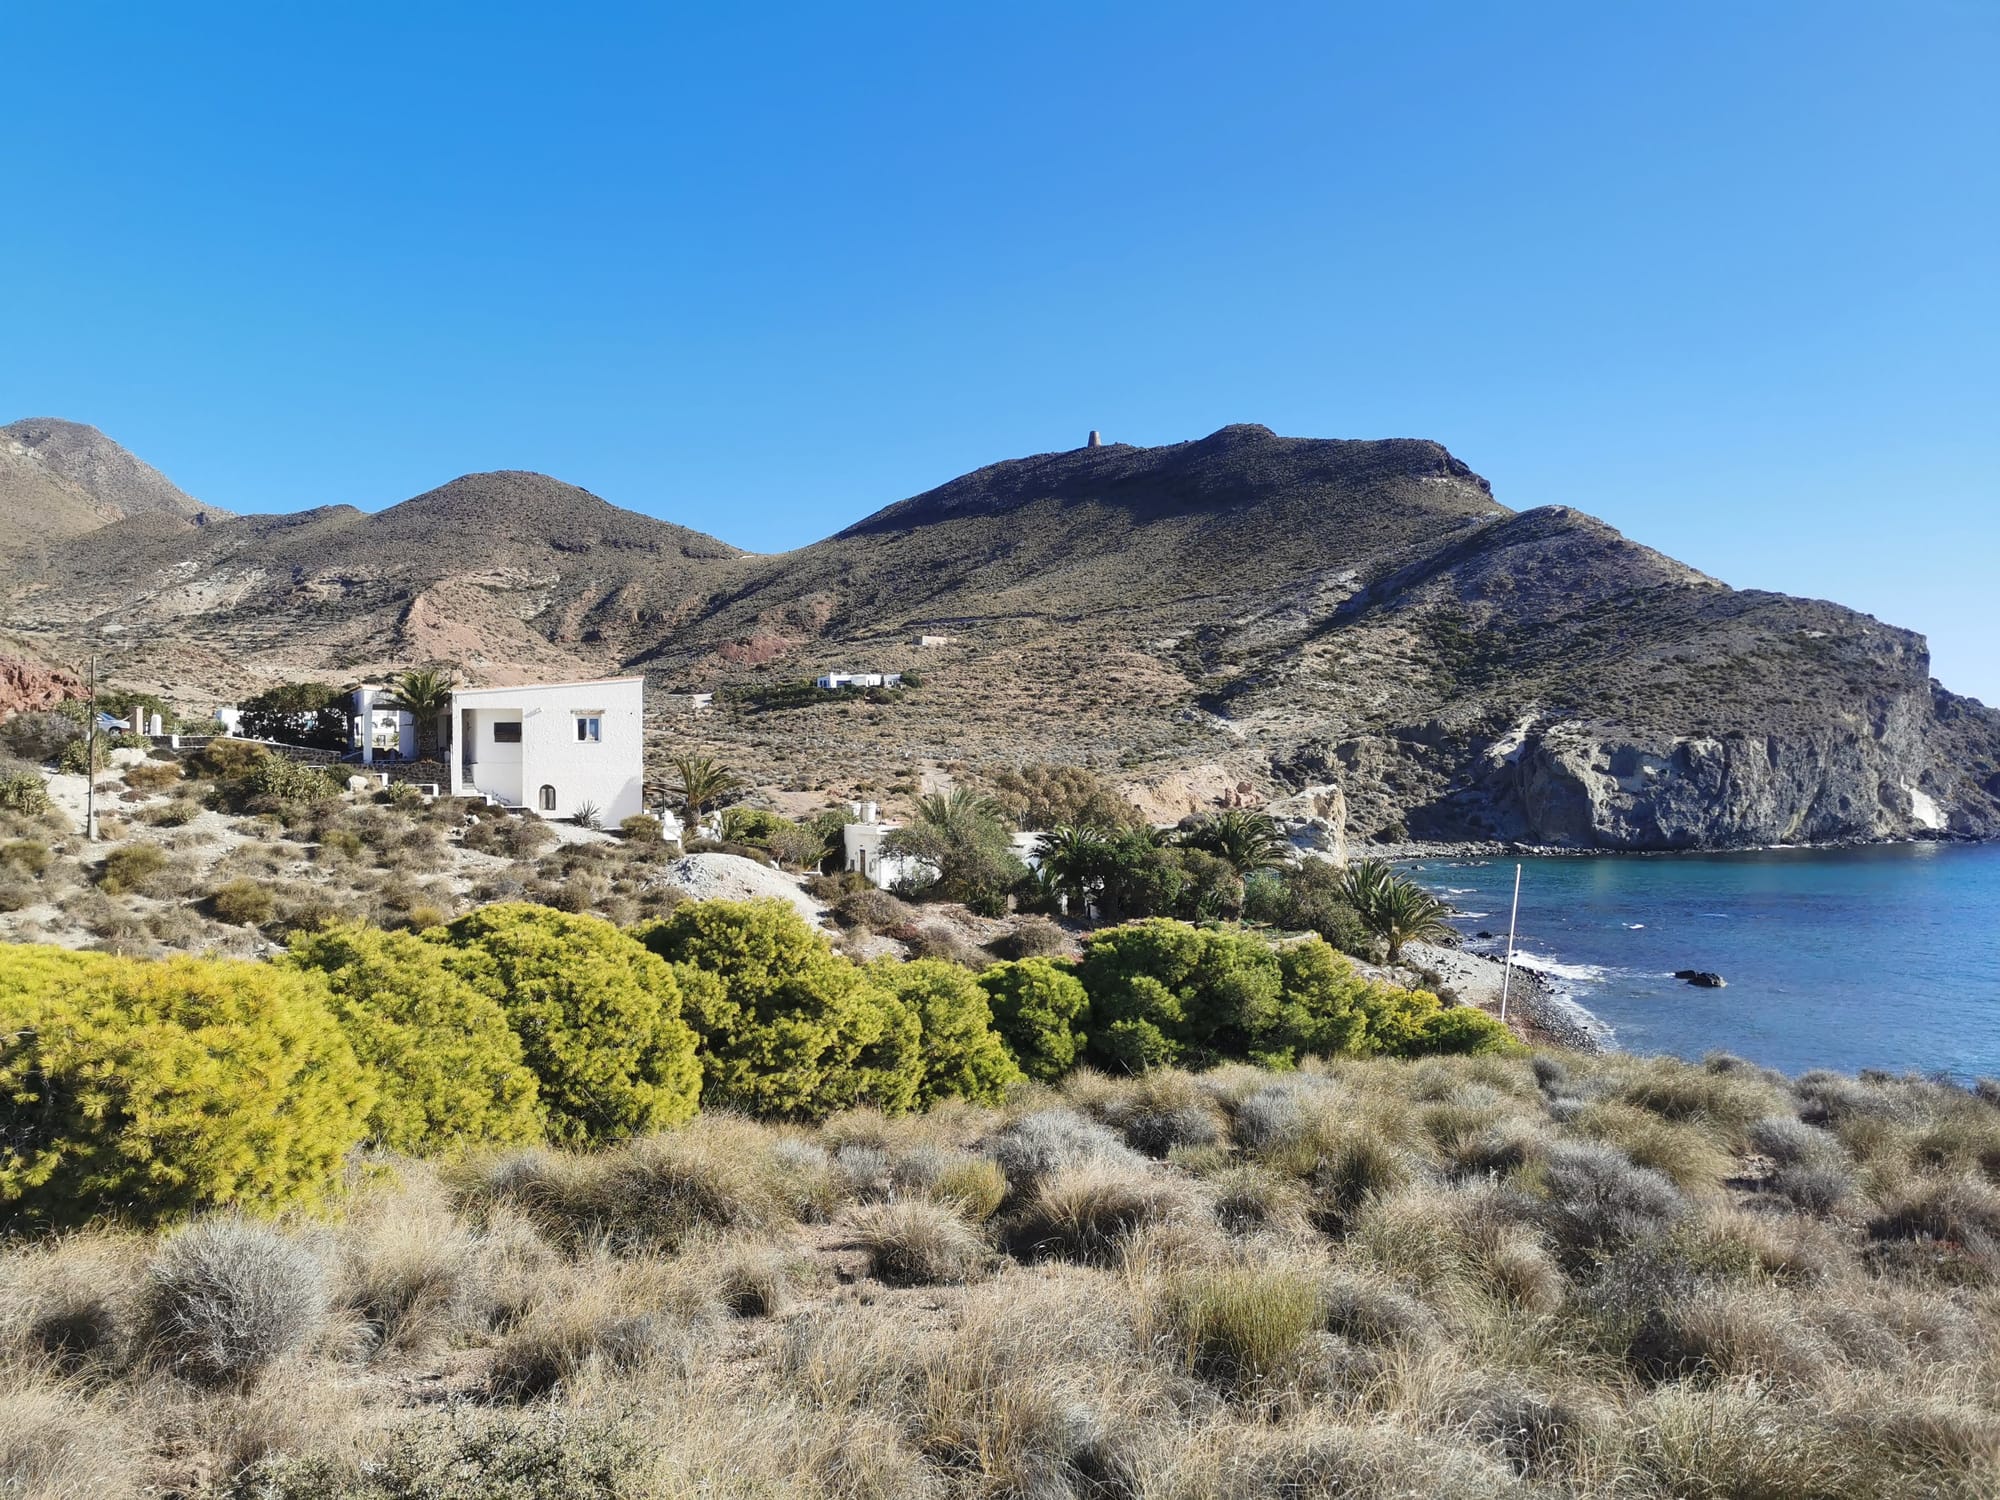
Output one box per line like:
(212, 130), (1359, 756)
(1337, 858), (1454, 961)
(382, 666), (458, 760)
(1035, 823), (1113, 914)
(1336, 857), (1398, 917)
(1181, 808), (1291, 874)
(667, 754), (742, 825)
(1368, 880), (1456, 962)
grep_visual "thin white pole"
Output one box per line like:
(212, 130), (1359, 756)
(1498, 861), (1522, 1023)
(85, 654), (97, 843)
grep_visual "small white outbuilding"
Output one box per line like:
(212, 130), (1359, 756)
(447, 676), (646, 823)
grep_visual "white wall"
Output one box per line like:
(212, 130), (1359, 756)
(450, 677), (645, 823)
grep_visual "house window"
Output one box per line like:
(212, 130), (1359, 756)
(492, 721), (522, 744)
(575, 716), (601, 743)
(539, 784), (557, 811)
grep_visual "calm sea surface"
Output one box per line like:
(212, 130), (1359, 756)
(1406, 842), (2000, 1079)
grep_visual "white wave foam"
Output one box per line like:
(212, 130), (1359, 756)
(1507, 950), (1611, 984)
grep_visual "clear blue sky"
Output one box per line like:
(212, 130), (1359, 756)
(4, 2), (1995, 700)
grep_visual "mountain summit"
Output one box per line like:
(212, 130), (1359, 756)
(0, 418), (224, 527)
(3, 419), (1996, 849)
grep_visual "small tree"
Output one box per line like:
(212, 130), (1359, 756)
(430, 904), (700, 1146)
(0, 945), (372, 1229)
(382, 667), (458, 761)
(236, 682), (349, 749)
(1339, 859), (1455, 961)
(886, 790), (1023, 915)
(283, 924), (543, 1154)
(635, 898), (920, 1118)
(871, 958), (1022, 1106)
(977, 957), (1090, 1081)
(667, 754), (743, 825)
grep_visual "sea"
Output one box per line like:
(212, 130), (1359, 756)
(1405, 841), (2000, 1080)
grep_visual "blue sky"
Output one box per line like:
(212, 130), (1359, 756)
(3, 2), (1995, 700)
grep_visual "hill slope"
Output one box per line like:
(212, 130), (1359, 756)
(3, 419), (1995, 848)
(0, 418), (224, 525)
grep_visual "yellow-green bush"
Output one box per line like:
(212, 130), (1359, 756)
(976, 957), (1090, 1081)
(283, 924), (542, 1155)
(0, 944), (371, 1229)
(432, 904), (700, 1146)
(1076, 919), (1285, 1068)
(870, 958), (1022, 1106)
(635, 898), (921, 1119)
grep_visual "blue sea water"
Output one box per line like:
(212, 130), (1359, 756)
(1406, 842), (2000, 1079)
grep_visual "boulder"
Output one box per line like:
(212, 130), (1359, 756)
(1673, 969), (1727, 988)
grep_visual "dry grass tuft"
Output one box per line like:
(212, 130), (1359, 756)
(846, 1201), (990, 1286)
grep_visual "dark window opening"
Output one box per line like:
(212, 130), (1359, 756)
(540, 784), (557, 811)
(493, 721), (523, 744)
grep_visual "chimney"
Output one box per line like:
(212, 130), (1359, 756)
(1086, 430), (1101, 448)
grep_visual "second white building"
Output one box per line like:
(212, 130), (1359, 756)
(447, 676), (646, 823)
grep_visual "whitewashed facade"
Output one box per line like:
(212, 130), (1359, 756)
(347, 686), (416, 761)
(447, 676), (645, 823)
(816, 671), (903, 690)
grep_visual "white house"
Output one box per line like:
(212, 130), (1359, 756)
(347, 686), (416, 762)
(840, 800), (934, 889)
(447, 676), (646, 823)
(817, 671), (903, 691)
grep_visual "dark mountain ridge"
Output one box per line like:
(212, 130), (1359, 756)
(3, 418), (1995, 848)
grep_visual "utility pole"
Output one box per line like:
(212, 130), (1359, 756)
(85, 654), (98, 842)
(1498, 861), (1522, 1023)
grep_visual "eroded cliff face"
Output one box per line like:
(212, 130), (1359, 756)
(0, 652), (84, 718)
(1426, 686), (2000, 848)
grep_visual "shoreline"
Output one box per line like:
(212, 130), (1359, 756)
(1373, 833), (1985, 862)
(1389, 939), (1616, 1054)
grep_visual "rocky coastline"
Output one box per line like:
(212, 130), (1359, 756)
(1395, 938), (1613, 1053)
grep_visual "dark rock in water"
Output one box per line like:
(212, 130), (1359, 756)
(1476, 930), (1494, 939)
(1673, 969), (1727, 988)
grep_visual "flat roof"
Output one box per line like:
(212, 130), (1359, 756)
(450, 675), (646, 698)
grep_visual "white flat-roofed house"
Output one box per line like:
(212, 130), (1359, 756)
(447, 676), (645, 823)
(816, 671), (903, 691)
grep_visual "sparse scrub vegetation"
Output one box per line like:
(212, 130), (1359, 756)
(0, 1052), (1994, 1496)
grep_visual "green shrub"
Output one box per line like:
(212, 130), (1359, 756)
(207, 878), (276, 926)
(870, 958), (1022, 1106)
(1159, 1264), (1322, 1391)
(96, 842), (169, 895)
(246, 753), (345, 805)
(0, 839), (50, 877)
(284, 924), (542, 1155)
(635, 899), (921, 1119)
(0, 769), (52, 816)
(187, 737), (268, 779)
(1405, 1004), (1523, 1057)
(977, 958), (1090, 1081)
(432, 905), (700, 1147)
(140, 798), (201, 828)
(0, 944), (372, 1229)
(123, 760), (183, 795)
(617, 813), (662, 842)
(1076, 919), (1285, 1068)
